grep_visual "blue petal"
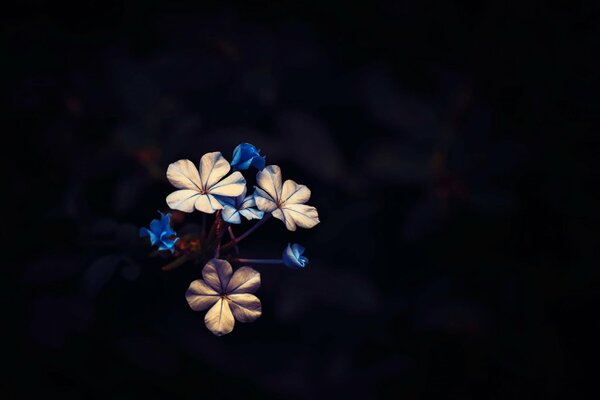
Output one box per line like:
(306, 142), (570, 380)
(141, 212), (179, 252)
(250, 155), (266, 170)
(298, 256), (309, 267)
(238, 158), (255, 170)
(231, 143), (265, 170)
(159, 211), (172, 225)
(159, 234), (179, 254)
(231, 144), (244, 166)
(282, 243), (308, 269)
(161, 236), (178, 250)
(238, 208), (264, 220)
(149, 218), (163, 235)
(291, 243), (305, 258)
(222, 205), (242, 224)
(140, 227), (158, 246)
(215, 195), (236, 208)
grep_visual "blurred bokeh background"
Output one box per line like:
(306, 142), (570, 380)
(5, 1), (597, 398)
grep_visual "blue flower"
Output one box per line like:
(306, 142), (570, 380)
(139, 212), (179, 253)
(282, 243), (309, 269)
(231, 143), (266, 170)
(218, 187), (264, 224)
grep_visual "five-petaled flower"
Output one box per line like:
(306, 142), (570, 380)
(139, 211), (179, 253)
(217, 187), (264, 224)
(166, 152), (246, 214)
(254, 165), (320, 231)
(186, 258), (262, 336)
(231, 143), (266, 171)
(282, 243), (309, 269)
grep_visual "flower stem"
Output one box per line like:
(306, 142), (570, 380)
(213, 210), (225, 258)
(228, 226), (240, 255)
(221, 214), (271, 251)
(207, 210), (220, 242)
(230, 258), (283, 265)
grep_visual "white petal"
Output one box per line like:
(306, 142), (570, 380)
(202, 258), (233, 293)
(199, 152), (230, 191)
(237, 186), (248, 204)
(221, 206), (241, 224)
(226, 266), (260, 294)
(282, 204), (320, 230)
(256, 165), (282, 203)
(239, 208), (264, 220)
(239, 195), (264, 220)
(166, 190), (201, 213)
(194, 193), (223, 214)
(208, 171), (246, 196)
(204, 298), (235, 336)
(166, 159), (203, 191)
(228, 294), (262, 323)
(240, 194), (256, 209)
(185, 280), (220, 311)
(254, 187), (278, 212)
(272, 208), (297, 231)
(281, 180), (311, 205)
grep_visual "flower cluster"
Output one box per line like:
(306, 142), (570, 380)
(139, 143), (319, 335)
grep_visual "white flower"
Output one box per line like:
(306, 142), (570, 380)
(253, 165), (320, 231)
(166, 152), (246, 214)
(218, 187), (265, 224)
(186, 258), (262, 336)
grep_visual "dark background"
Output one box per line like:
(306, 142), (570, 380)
(5, 1), (598, 398)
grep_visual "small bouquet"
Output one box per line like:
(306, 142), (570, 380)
(139, 143), (319, 335)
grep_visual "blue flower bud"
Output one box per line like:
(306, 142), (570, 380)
(231, 143), (266, 170)
(282, 243), (309, 269)
(139, 211), (179, 253)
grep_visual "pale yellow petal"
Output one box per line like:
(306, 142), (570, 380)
(166, 190), (201, 213)
(253, 187), (278, 212)
(166, 159), (202, 191)
(281, 179), (311, 205)
(226, 266), (260, 294)
(185, 280), (220, 311)
(272, 208), (297, 231)
(204, 298), (235, 336)
(202, 258), (233, 293)
(199, 151), (230, 191)
(256, 165), (282, 203)
(207, 171), (246, 196)
(282, 203), (319, 229)
(194, 193), (223, 214)
(228, 293), (262, 323)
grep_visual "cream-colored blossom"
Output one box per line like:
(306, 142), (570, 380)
(166, 152), (246, 214)
(185, 258), (261, 336)
(253, 165), (319, 231)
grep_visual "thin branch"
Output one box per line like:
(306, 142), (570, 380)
(213, 211), (226, 258)
(230, 258), (283, 265)
(221, 214), (271, 251)
(227, 226), (240, 255)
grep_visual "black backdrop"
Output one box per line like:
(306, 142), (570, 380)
(5, 1), (597, 398)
